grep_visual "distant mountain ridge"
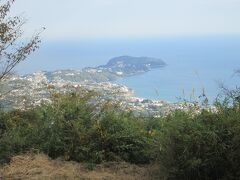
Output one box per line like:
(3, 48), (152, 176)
(20, 56), (166, 83)
(98, 56), (166, 76)
(106, 56), (166, 67)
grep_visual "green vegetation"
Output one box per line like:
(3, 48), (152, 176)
(0, 89), (240, 179)
(0, 91), (150, 164)
(98, 56), (166, 76)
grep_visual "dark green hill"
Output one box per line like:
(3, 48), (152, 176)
(98, 56), (166, 76)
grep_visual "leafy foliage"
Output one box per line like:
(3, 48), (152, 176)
(0, 0), (43, 81)
(152, 99), (240, 179)
(0, 92), (151, 164)
(0, 90), (240, 180)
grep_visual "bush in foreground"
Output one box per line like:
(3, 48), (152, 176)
(0, 91), (240, 179)
(154, 105), (240, 179)
(0, 92), (150, 164)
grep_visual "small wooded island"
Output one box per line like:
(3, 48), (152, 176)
(98, 56), (166, 76)
(33, 56), (167, 82)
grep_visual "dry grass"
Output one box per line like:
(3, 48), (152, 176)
(0, 153), (159, 180)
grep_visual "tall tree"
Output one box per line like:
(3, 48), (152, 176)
(0, 0), (43, 81)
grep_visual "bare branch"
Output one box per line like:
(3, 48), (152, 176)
(0, 0), (44, 82)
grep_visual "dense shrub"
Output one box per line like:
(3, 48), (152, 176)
(1, 90), (240, 179)
(153, 106), (240, 179)
(0, 110), (36, 163)
(0, 92), (151, 164)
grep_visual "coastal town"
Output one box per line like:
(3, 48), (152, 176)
(0, 70), (203, 117)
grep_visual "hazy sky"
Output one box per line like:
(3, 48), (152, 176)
(12, 0), (240, 40)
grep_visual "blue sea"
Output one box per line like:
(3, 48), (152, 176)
(17, 35), (240, 103)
